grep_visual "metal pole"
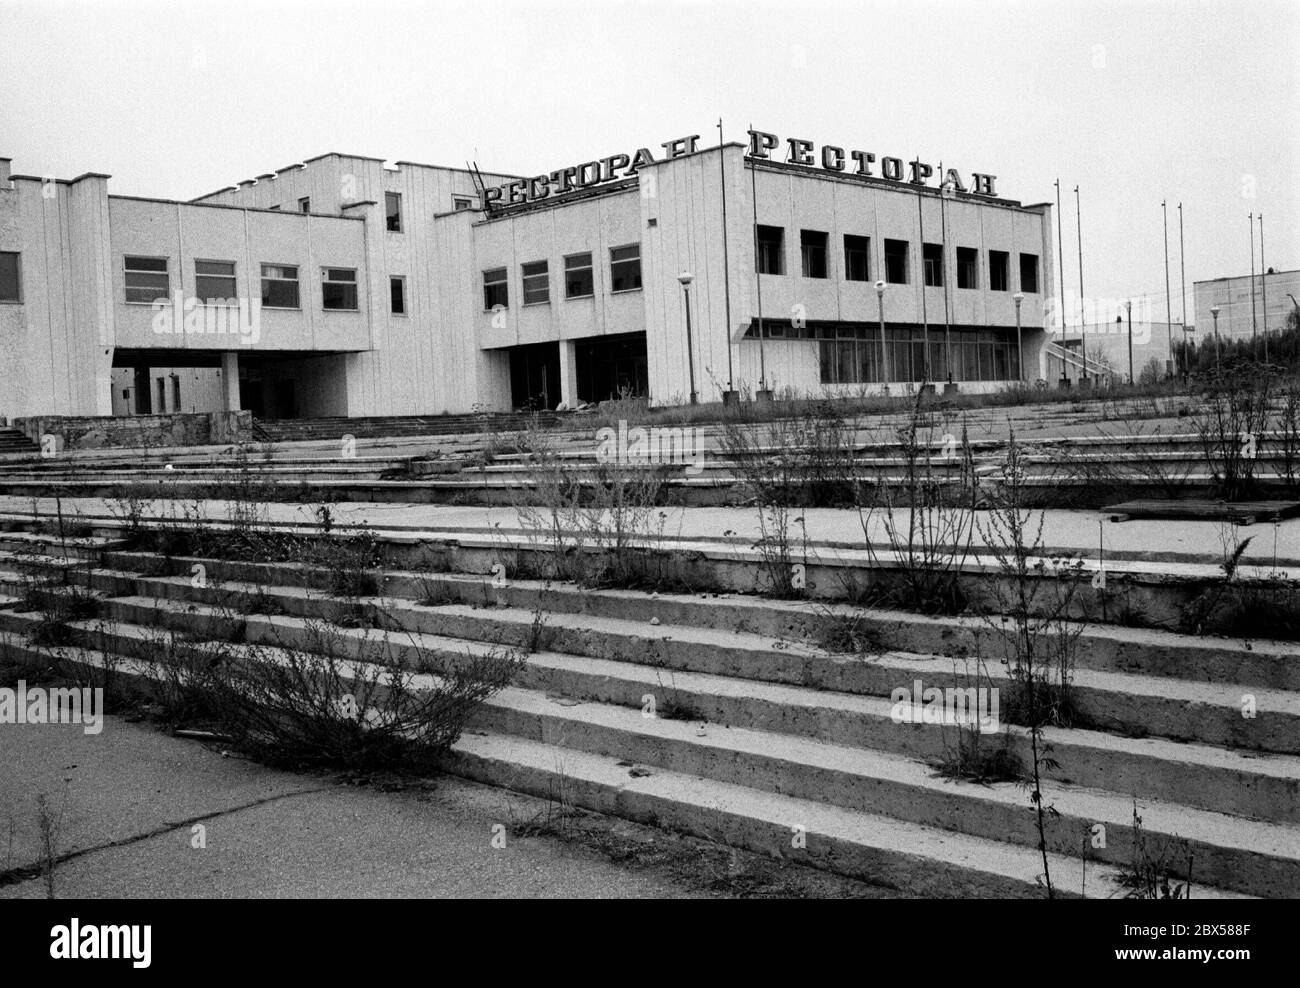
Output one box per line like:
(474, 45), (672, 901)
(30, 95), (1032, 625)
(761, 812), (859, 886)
(1055, 179), (1067, 370)
(877, 283), (888, 387)
(683, 283), (697, 404)
(939, 160), (952, 384)
(1249, 211), (1258, 357)
(1075, 185), (1086, 382)
(1211, 308), (1221, 369)
(916, 169), (929, 385)
(1259, 213), (1268, 364)
(718, 119), (735, 395)
(1125, 300), (1134, 384)
(1014, 295), (1024, 382)
(1162, 200), (1173, 376)
(748, 124), (767, 392)
(1178, 202), (1188, 377)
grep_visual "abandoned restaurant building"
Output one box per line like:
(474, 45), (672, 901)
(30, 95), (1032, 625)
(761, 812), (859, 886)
(0, 130), (1055, 421)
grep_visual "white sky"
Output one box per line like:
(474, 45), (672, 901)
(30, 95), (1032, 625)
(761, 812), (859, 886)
(1, 0), (1295, 326)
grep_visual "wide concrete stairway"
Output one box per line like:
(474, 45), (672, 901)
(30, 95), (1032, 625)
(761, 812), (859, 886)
(0, 529), (1296, 898)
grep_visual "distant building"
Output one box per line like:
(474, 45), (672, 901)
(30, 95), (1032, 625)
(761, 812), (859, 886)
(0, 133), (1057, 421)
(1193, 268), (1300, 346)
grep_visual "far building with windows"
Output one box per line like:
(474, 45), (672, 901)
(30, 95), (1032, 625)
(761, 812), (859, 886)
(0, 134), (1055, 422)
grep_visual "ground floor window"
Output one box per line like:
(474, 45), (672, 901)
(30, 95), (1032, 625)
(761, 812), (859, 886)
(814, 326), (1019, 384)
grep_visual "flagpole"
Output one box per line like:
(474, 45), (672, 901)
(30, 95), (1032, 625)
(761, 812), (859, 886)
(1162, 200), (1173, 375)
(718, 119), (735, 396)
(1055, 179), (1068, 378)
(916, 166), (930, 385)
(748, 124), (767, 392)
(1178, 202), (1188, 375)
(1249, 211), (1258, 357)
(1259, 213), (1268, 364)
(939, 161), (952, 385)
(1075, 185), (1086, 383)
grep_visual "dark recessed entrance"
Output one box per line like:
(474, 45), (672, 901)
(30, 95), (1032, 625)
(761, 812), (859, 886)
(509, 342), (561, 411)
(576, 332), (647, 403)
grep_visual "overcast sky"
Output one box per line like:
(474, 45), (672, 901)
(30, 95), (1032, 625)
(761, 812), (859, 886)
(1, 0), (1294, 326)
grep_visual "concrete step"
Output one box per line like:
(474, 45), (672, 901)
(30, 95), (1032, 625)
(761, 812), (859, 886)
(86, 550), (1300, 692)
(64, 563), (1300, 756)
(34, 567), (1299, 822)
(0, 608), (1270, 897)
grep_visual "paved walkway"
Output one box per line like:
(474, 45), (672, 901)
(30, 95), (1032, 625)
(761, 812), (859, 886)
(0, 714), (705, 898)
(4, 495), (1299, 569)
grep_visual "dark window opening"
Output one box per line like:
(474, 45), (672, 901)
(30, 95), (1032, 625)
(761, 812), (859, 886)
(756, 225), (784, 275)
(884, 239), (909, 284)
(390, 276), (406, 314)
(522, 260), (549, 304)
(565, 253), (594, 298)
(800, 230), (828, 279)
(923, 243), (944, 288)
(483, 267), (508, 310)
(610, 244), (642, 292)
(1, 251), (23, 302)
(1019, 253), (1040, 293)
(957, 247), (978, 290)
(322, 267), (358, 310)
(844, 235), (870, 282)
(989, 250), (1010, 292)
(385, 192), (402, 232)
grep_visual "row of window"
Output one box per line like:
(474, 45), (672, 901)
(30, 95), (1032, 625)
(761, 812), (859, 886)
(755, 227), (1040, 294)
(123, 255), (370, 311)
(818, 329), (1021, 384)
(484, 245), (641, 311)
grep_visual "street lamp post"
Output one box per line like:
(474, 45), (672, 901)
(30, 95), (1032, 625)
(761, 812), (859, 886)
(875, 280), (888, 389)
(1013, 291), (1025, 383)
(1210, 304), (1221, 370)
(1125, 300), (1134, 384)
(677, 272), (698, 404)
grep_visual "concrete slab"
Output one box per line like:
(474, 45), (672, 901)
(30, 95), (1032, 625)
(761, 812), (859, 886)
(0, 714), (705, 898)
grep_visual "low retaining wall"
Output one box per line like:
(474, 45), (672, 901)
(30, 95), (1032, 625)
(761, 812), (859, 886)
(14, 411), (250, 451)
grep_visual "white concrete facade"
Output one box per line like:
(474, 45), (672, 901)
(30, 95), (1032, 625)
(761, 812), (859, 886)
(0, 140), (1053, 422)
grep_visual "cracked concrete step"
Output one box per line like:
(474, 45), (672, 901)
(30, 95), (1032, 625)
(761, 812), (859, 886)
(0, 619), (1258, 899)
(22, 582), (1297, 823)
(3, 603), (1294, 896)
(85, 550), (1300, 691)
(15, 570), (1300, 756)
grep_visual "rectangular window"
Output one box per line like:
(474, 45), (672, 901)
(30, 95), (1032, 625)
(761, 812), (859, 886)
(261, 264), (300, 309)
(322, 267), (358, 310)
(884, 239), (909, 284)
(1019, 253), (1040, 293)
(390, 276), (406, 315)
(800, 230), (828, 279)
(956, 247), (978, 290)
(565, 252), (594, 298)
(522, 260), (550, 304)
(610, 244), (642, 292)
(385, 192), (402, 232)
(172, 376), (181, 410)
(195, 259), (236, 302)
(157, 378), (166, 413)
(453, 197), (474, 211)
(0, 251), (20, 302)
(923, 243), (944, 288)
(756, 225), (784, 275)
(989, 250), (1010, 292)
(844, 235), (870, 282)
(298, 197), (311, 213)
(483, 267), (508, 310)
(124, 256), (169, 304)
